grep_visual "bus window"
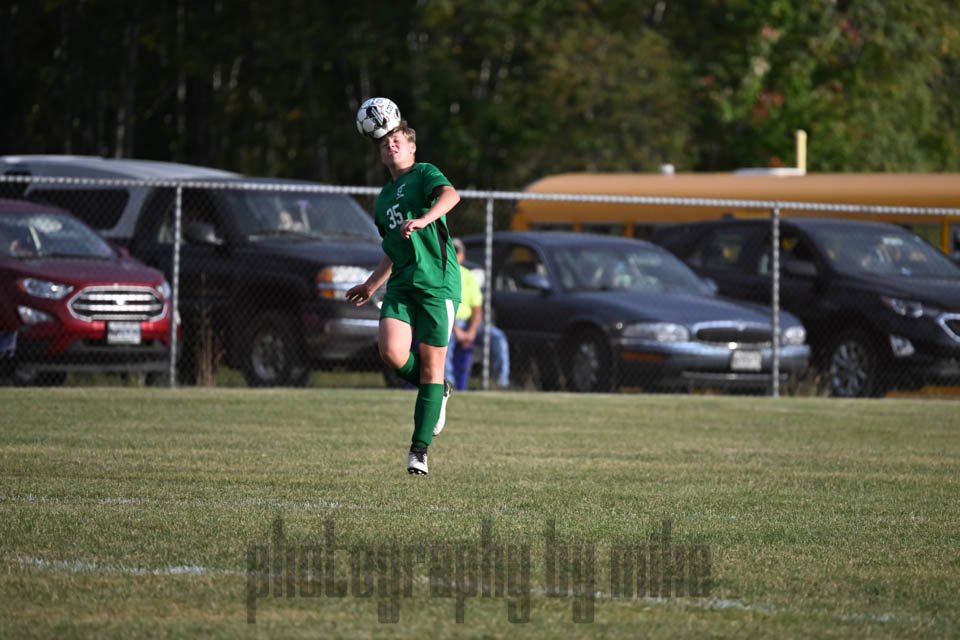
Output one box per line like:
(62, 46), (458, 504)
(581, 222), (625, 236)
(906, 223), (941, 249)
(529, 222), (574, 232)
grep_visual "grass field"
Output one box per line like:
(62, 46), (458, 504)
(1, 388), (958, 638)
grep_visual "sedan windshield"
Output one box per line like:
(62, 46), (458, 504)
(0, 213), (115, 259)
(225, 190), (380, 242)
(810, 226), (960, 278)
(553, 244), (710, 294)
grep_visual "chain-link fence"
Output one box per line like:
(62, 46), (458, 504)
(2, 168), (960, 397)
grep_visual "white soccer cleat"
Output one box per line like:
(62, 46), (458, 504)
(407, 446), (428, 475)
(433, 380), (452, 436)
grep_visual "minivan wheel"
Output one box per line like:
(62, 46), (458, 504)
(820, 330), (884, 398)
(242, 311), (309, 387)
(566, 330), (613, 393)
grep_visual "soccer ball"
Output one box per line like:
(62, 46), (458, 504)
(356, 97), (402, 140)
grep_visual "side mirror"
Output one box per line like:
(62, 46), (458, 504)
(183, 221), (223, 246)
(521, 272), (551, 292)
(103, 237), (131, 258)
(700, 277), (719, 295)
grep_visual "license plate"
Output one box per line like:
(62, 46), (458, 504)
(107, 322), (142, 345)
(730, 350), (762, 371)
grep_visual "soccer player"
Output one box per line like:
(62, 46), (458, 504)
(346, 121), (461, 475)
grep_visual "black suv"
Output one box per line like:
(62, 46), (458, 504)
(653, 217), (960, 397)
(128, 178), (385, 386)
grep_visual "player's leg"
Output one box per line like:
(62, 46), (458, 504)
(379, 291), (420, 386)
(407, 296), (456, 474)
(411, 297), (454, 445)
(413, 340), (448, 440)
(418, 342), (447, 384)
(379, 317), (413, 368)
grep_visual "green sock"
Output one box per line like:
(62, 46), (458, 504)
(395, 352), (421, 386)
(412, 383), (444, 448)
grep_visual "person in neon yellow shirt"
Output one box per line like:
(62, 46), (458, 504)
(446, 238), (510, 389)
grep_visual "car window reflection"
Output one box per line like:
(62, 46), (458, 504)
(810, 227), (960, 278)
(553, 245), (707, 294)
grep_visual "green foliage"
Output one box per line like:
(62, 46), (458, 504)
(1, 0), (958, 187)
(663, 0), (960, 171)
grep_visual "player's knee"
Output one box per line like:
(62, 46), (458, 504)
(379, 344), (408, 370)
(420, 361), (444, 381)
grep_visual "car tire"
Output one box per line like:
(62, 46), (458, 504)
(819, 330), (886, 398)
(145, 371), (173, 387)
(566, 330), (613, 393)
(176, 353), (198, 386)
(510, 347), (559, 391)
(241, 311), (309, 387)
(536, 350), (563, 391)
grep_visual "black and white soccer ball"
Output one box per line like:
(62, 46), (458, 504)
(356, 97), (402, 140)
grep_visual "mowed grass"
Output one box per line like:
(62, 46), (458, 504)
(0, 388), (958, 639)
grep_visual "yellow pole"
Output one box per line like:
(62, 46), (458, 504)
(795, 130), (807, 173)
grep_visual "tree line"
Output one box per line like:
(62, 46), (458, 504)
(2, 0), (958, 192)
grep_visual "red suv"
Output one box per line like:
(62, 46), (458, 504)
(0, 199), (173, 385)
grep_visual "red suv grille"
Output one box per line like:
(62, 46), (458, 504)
(69, 286), (165, 321)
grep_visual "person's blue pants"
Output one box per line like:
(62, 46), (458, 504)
(445, 321), (510, 389)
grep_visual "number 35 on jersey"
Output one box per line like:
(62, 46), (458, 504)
(385, 204), (404, 229)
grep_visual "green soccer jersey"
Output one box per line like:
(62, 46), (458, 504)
(375, 162), (461, 301)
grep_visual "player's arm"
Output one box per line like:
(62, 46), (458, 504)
(346, 254), (392, 306)
(400, 185), (460, 239)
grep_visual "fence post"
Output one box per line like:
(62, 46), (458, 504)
(481, 197), (494, 391)
(770, 204), (780, 398)
(168, 184), (183, 388)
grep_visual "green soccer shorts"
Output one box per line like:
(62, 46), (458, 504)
(381, 287), (459, 347)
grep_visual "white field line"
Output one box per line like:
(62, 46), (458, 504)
(15, 555), (242, 577)
(2, 493), (462, 513)
(10, 555), (940, 626)
(2, 494), (945, 625)
(0, 493), (359, 510)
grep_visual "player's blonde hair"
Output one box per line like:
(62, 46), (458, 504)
(377, 120), (416, 145)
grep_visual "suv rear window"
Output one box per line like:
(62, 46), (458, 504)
(28, 188), (129, 230)
(223, 190), (379, 241)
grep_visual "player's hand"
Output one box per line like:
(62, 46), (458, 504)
(345, 282), (373, 306)
(400, 217), (427, 240)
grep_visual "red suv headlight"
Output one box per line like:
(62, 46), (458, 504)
(17, 277), (74, 300)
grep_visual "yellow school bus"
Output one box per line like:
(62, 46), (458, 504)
(512, 170), (960, 254)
